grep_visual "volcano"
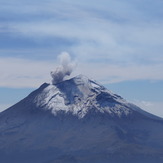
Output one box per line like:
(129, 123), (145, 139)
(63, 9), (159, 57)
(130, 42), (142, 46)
(0, 75), (163, 163)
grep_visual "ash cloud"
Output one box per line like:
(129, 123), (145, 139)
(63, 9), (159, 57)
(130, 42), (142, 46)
(51, 52), (76, 84)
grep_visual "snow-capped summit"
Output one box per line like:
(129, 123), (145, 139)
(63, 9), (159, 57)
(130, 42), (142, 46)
(0, 75), (163, 163)
(24, 74), (159, 120)
(32, 74), (131, 118)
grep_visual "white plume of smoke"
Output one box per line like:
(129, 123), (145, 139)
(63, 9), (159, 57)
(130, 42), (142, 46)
(51, 52), (75, 84)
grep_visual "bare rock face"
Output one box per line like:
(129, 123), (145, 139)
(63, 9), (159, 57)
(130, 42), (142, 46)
(0, 75), (163, 163)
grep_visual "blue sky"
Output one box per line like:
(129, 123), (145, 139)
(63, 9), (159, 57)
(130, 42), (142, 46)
(0, 0), (163, 117)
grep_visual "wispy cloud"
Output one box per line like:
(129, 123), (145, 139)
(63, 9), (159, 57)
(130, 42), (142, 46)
(0, 56), (163, 88)
(8, 17), (163, 68)
(0, 57), (55, 88)
(0, 0), (163, 87)
(75, 61), (163, 83)
(3, 0), (162, 65)
(132, 100), (163, 118)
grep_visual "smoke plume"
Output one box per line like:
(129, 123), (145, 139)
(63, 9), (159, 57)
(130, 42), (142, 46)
(51, 52), (75, 84)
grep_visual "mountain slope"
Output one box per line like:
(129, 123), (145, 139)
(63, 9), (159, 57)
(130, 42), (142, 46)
(0, 75), (163, 163)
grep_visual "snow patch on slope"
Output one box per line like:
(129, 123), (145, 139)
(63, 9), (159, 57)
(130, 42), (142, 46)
(34, 85), (69, 114)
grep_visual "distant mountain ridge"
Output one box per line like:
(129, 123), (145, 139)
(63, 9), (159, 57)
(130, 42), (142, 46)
(0, 75), (163, 163)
